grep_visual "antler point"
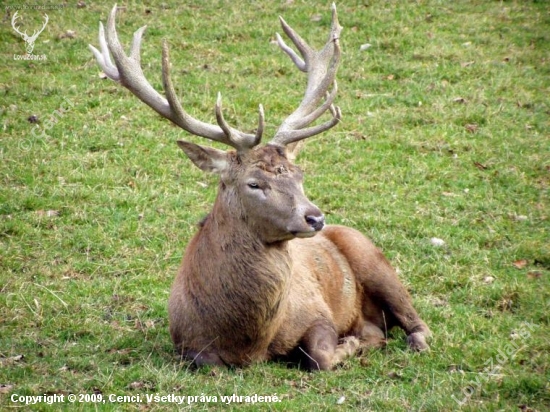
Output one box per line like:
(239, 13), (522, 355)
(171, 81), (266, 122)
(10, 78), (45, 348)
(110, 4), (118, 17)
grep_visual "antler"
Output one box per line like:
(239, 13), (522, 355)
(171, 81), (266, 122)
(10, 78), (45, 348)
(269, 3), (343, 148)
(11, 12), (48, 41)
(88, 4), (263, 153)
(11, 12), (28, 39)
(28, 14), (49, 43)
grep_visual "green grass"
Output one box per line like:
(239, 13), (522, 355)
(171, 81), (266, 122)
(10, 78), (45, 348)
(1, 0), (549, 410)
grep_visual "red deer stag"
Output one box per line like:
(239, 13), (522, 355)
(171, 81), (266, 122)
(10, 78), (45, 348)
(90, 4), (431, 370)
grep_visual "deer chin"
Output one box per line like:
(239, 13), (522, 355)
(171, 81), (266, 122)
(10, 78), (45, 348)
(294, 230), (318, 239)
(290, 227), (321, 239)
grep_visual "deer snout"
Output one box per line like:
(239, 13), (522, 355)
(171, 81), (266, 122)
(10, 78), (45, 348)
(305, 213), (325, 232)
(288, 202), (325, 238)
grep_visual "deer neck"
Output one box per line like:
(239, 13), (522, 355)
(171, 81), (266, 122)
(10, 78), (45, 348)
(187, 192), (293, 341)
(202, 193), (292, 277)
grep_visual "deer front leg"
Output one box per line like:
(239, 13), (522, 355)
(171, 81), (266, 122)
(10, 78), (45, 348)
(372, 279), (432, 352)
(322, 226), (432, 351)
(300, 321), (360, 371)
(362, 281), (431, 352)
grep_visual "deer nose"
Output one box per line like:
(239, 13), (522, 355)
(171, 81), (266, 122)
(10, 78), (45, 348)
(305, 214), (325, 231)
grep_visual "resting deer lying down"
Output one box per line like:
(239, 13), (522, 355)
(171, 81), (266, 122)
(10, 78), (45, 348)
(90, 4), (431, 370)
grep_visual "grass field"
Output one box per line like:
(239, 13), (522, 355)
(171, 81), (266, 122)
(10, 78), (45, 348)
(1, 0), (549, 410)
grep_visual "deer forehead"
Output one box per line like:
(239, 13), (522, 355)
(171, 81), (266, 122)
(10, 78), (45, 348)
(237, 146), (300, 177)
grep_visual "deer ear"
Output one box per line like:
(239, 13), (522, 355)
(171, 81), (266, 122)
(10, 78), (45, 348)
(177, 140), (229, 174)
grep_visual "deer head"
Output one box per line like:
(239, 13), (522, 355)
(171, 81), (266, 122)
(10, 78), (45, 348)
(12, 11), (49, 54)
(89, 4), (342, 243)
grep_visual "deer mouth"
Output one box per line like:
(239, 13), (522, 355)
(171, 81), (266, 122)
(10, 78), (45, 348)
(291, 215), (325, 238)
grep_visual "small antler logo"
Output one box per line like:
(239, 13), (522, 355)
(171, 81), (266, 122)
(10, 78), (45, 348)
(11, 11), (49, 54)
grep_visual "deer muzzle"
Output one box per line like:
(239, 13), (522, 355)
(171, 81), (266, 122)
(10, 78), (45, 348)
(289, 203), (325, 238)
(305, 214), (325, 232)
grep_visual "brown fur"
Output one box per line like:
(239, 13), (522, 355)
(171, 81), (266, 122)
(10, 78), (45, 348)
(89, 2), (430, 371)
(168, 145), (431, 370)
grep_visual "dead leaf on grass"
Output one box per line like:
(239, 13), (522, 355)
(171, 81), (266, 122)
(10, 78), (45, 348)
(497, 298), (515, 312)
(58, 30), (77, 39)
(473, 161), (488, 171)
(519, 404), (536, 412)
(453, 97), (467, 104)
(128, 381), (146, 390)
(465, 123), (479, 133)
(0, 384), (14, 394)
(461, 61), (475, 67)
(134, 319), (157, 331)
(429, 297), (448, 307)
(108, 348), (132, 355)
(527, 271), (543, 280)
(387, 371), (402, 379)
(0, 355), (24, 366)
(497, 292), (519, 312)
(430, 237), (446, 247)
(36, 210), (59, 218)
(513, 215), (528, 222)
(513, 259), (528, 269)
(448, 364), (464, 373)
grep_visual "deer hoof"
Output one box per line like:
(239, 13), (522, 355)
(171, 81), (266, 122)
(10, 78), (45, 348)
(407, 332), (430, 352)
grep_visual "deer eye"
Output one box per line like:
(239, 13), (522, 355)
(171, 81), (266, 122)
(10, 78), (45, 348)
(247, 182), (260, 189)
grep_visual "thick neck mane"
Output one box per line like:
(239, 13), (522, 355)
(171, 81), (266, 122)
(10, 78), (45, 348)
(184, 191), (293, 347)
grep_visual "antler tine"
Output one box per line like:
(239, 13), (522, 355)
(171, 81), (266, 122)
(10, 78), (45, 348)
(30, 14), (48, 40)
(89, 4), (261, 153)
(89, 22), (118, 80)
(161, 42), (235, 149)
(11, 12), (27, 37)
(270, 3), (343, 148)
(214, 93), (264, 147)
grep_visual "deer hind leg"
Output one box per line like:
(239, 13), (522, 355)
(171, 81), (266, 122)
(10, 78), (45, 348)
(355, 319), (387, 349)
(299, 321), (360, 371)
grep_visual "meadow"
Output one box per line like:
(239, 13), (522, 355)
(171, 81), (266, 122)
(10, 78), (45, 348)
(0, 1), (548, 410)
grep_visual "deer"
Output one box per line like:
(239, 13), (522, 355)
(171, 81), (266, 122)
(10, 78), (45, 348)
(11, 11), (49, 54)
(89, 4), (431, 370)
